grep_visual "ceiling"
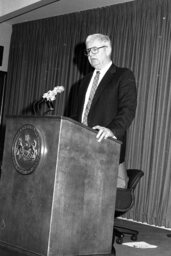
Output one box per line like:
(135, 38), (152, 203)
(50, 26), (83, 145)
(0, 0), (134, 25)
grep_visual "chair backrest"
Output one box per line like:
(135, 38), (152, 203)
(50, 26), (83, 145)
(115, 169), (144, 214)
(127, 169), (144, 191)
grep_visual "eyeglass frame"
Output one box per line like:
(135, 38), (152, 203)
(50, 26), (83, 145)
(84, 45), (108, 56)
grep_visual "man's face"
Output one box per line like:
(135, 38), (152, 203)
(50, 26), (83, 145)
(86, 39), (110, 70)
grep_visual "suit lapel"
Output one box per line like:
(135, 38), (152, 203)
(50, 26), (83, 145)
(91, 64), (116, 106)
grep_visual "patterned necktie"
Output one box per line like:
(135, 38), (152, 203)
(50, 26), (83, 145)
(82, 71), (100, 125)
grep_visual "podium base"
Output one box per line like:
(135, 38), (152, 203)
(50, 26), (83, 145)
(0, 245), (116, 256)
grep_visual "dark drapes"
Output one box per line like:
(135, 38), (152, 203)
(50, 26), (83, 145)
(3, 0), (171, 228)
(4, 1), (137, 117)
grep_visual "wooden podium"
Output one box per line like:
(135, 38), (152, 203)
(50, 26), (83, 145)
(0, 116), (121, 256)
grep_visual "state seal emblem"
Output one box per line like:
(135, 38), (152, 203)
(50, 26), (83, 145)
(12, 124), (41, 174)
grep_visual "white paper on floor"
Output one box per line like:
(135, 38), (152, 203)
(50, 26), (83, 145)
(122, 241), (158, 249)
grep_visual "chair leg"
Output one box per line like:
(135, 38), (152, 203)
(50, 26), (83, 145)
(114, 225), (139, 244)
(111, 245), (116, 256)
(111, 228), (116, 255)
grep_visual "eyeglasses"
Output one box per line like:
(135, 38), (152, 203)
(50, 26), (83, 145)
(84, 46), (107, 56)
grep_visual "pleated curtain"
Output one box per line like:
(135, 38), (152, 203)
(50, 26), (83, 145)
(3, 0), (171, 228)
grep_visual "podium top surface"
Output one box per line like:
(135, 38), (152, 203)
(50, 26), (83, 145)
(6, 115), (122, 144)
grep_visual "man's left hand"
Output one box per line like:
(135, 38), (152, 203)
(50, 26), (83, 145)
(92, 125), (116, 142)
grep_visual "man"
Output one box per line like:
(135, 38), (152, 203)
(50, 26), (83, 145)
(70, 33), (137, 187)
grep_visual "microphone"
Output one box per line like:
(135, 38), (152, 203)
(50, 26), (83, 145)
(33, 98), (46, 115)
(46, 100), (54, 111)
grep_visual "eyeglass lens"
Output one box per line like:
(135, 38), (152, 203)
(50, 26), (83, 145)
(85, 46), (106, 56)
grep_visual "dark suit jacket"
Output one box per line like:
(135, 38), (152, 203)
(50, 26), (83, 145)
(74, 64), (137, 141)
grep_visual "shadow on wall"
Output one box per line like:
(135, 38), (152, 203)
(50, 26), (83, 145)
(64, 41), (93, 118)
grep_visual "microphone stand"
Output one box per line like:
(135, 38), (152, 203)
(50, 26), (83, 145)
(33, 98), (45, 115)
(46, 100), (54, 111)
(33, 98), (54, 115)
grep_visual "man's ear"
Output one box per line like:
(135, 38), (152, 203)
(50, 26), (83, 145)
(106, 46), (112, 56)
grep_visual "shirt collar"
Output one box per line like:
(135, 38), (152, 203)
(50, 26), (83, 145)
(95, 61), (112, 77)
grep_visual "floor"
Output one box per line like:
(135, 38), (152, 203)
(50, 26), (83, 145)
(114, 218), (171, 256)
(0, 219), (170, 256)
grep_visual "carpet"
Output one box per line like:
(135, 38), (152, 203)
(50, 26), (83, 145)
(114, 218), (171, 256)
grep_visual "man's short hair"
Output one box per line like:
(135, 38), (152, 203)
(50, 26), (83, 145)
(86, 33), (111, 48)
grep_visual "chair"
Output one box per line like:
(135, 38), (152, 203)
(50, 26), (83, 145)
(113, 169), (144, 244)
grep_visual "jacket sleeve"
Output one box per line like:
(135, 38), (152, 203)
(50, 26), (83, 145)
(107, 69), (137, 140)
